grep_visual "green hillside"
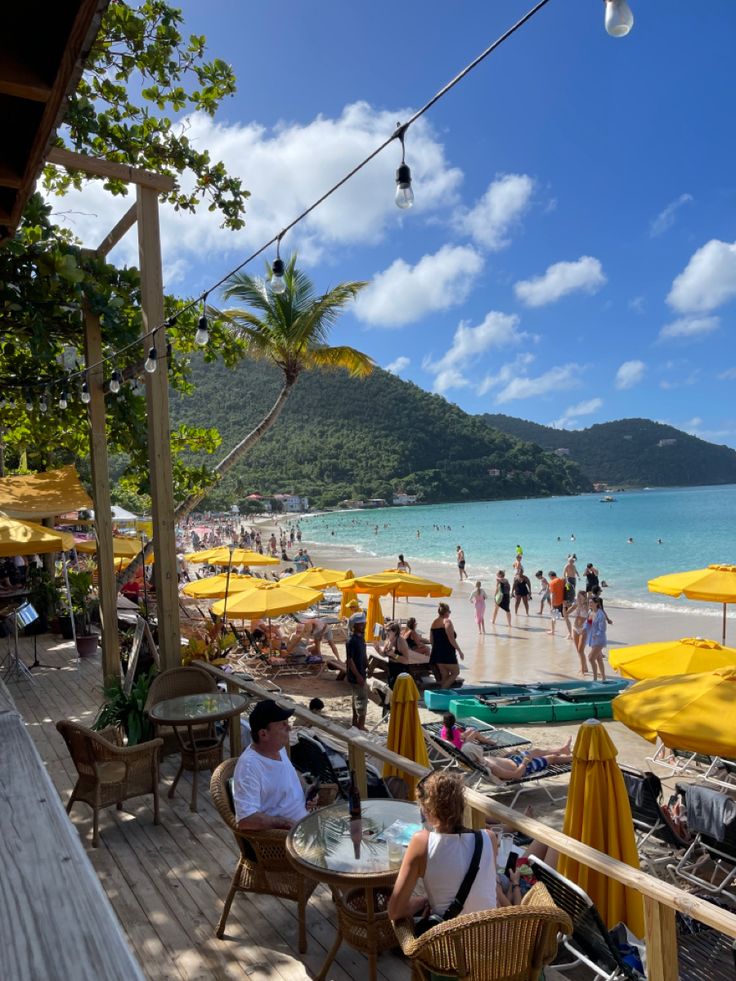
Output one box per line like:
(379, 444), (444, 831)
(481, 414), (736, 487)
(169, 358), (591, 509)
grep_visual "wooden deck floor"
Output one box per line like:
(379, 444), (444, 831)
(6, 635), (409, 981)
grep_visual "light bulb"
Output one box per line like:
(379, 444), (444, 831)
(0, 396), (6, 408)
(25, 392), (33, 411)
(605, 0), (634, 37)
(271, 258), (286, 295)
(58, 391), (68, 410)
(39, 391), (48, 413)
(144, 347), (158, 373)
(110, 369), (121, 394)
(195, 313), (209, 346)
(81, 381), (91, 404)
(395, 163), (414, 209)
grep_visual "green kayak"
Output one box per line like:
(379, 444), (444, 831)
(449, 691), (616, 724)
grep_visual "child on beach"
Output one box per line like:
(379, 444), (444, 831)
(585, 596), (608, 680)
(440, 712), (497, 751)
(469, 581), (487, 634)
(535, 570), (550, 615)
(567, 589), (591, 675)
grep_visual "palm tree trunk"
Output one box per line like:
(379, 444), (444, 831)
(116, 378), (295, 588)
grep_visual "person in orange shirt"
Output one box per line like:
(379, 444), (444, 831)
(546, 571), (571, 638)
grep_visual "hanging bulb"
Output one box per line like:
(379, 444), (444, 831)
(109, 369), (121, 394)
(604, 0), (634, 37)
(39, 389), (48, 413)
(58, 389), (68, 410)
(395, 163), (414, 209)
(195, 297), (210, 345)
(271, 258), (286, 295)
(81, 380), (91, 404)
(144, 346), (158, 373)
(25, 391), (33, 411)
(0, 395), (6, 409)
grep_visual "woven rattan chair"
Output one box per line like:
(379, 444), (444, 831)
(56, 720), (163, 847)
(392, 882), (572, 981)
(144, 664), (218, 756)
(210, 757), (326, 953)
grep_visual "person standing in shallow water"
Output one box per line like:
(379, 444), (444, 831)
(492, 570), (512, 627)
(456, 545), (467, 581)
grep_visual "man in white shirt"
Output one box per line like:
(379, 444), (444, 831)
(233, 699), (308, 830)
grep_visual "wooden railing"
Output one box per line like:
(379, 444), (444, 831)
(196, 661), (736, 981)
(0, 678), (145, 981)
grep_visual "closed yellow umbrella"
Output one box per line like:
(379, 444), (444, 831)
(211, 581), (323, 619)
(558, 720), (644, 937)
(181, 574), (255, 599)
(648, 565), (736, 643)
(365, 593), (384, 640)
(383, 674), (430, 796)
(612, 667), (736, 757)
(610, 637), (736, 680)
(280, 566), (352, 589)
(185, 547), (279, 566)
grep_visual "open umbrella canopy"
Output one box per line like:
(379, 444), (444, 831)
(76, 536), (142, 559)
(612, 667), (736, 757)
(211, 581), (322, 619)
(185, 547), (279, 566)
(558, 720), (644, 936)
(280, 566), (353, 589)
(181, 574), (255, 599)
(0, 517), (74, 555)
(338, 570), (452, 599)
(610, 637), (736, 680)
(648, 565), (736, 643)
(383, 674), (430, 795)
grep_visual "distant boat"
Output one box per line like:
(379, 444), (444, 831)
(600, 495), (616, 503)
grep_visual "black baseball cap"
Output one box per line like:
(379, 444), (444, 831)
(248, 698), (294, 735)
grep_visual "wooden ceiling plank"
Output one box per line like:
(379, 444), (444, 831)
(0, 49), (52, 102)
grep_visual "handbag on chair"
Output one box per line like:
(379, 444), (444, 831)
(414, 830), (484, 936)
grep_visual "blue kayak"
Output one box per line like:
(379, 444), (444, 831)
(449, 688), (624, 724)
(424, 678), (628, 712)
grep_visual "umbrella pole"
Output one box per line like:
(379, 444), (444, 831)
(222, 544), (235, 630)
(392, 590), (396, 620)
(140, 535), (149, 619)
(61, 552), (78, 671)
(724, 602), (727, 645)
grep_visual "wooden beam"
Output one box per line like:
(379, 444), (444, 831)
(136, 184), (180, 672)
(48, 147), (176, 193)
(83, 303), (120, 683)
(644, 897), (679, 981)
(0, 164), (23, 190)
(96, 204), (137, 257)
(0, 50), (52, 102)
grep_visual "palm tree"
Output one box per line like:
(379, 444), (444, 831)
(173, 255), (373, 522)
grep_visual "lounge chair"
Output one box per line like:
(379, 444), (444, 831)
(529, 855), (736, 981)
(646, 742), (714, 780)
(619, 765), (691, 873)
(671, 783), (736, 902)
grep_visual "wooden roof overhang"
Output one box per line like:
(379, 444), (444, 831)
(0, 0), (109, 243)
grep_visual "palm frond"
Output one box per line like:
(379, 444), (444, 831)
(305, 345), (375, 377)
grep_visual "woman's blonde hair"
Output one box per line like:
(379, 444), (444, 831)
(416, 771), (465, 829)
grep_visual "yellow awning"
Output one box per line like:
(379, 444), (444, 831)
(0, 466), (92, 519)
(0, 518), (74, 556)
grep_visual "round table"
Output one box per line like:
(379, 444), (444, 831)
(149, 692), (247, 812)
(287, 798), (421, 981)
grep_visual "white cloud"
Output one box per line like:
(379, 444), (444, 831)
(46, 102), (463, 283)
(454, 173), (534, 250)
(477, 353), (536, 396)
(615, 360), (646, 390)
(552, 398), (603, 429)
(667, 239), (736, 313)
(629, 296), (645, 314)
(650, 193), (693, 237)
(385, 356), (410, 374)
(354, 245), (483, 328)
(718, 367), (736, 381)
(659, 315), (720, 341)
(494, 364), (582, 404)
(424, 311), (521, 393)
(514, 256), (606, 308)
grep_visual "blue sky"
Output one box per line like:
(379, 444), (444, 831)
(53, 0), (736, 445)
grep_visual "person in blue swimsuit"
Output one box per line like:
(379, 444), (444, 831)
(462, 737), (573, 782)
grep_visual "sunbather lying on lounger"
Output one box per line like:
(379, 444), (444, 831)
(461, 736), (573, 782)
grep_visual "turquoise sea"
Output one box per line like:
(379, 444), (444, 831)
(301, 485), (736, 617)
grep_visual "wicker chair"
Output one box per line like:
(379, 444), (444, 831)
(56, 720), (163, 847)
(144, 664), (218, 756)
(392, 882), (573, 981)
(210, 757), (333, 953)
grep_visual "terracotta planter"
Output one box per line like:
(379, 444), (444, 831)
(75, 634), (99, 657)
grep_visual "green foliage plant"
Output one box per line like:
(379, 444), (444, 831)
(94, 668), (156, 745)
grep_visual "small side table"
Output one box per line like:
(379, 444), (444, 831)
(149, 692), (247, 811)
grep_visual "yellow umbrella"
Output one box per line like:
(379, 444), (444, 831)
(338, 570), (452, 620)
(76, 535), (143, 558)
(185, 547), (279, 566)
(181, 574), (255, 599)
(648, 565), (736, 643)
(340, 585), (360, 618)
(558, 720), (644, 937)
(365, 593), (384, 640)
(280, 566), (352, 589)
(0, 518), (74, 555)
(610, 637), (736, 680)
(211, 581), (323, 619)
(383, 674), (430, 796)
(612, 667), (736, 757)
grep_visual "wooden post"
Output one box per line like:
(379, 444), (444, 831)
(643, 897), (679, 981)
(84, 304), (119, 682)
(348, 743), (368, 798)
(136, 185), (180, 671)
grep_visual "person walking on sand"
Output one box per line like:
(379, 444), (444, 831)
(547, 571), (571, 638)
(396, 553), (412, 574)
(567, 589), (591, 675)
(429, 602), (464, 688)
(511, 569), (531, 616)
(456, 545), (467, 581)
(535, 570), (551, 615)
(585, 596), (608, 681)
(491, 571), (512, 627)
(563, 554), (579, 609)
(469, 581), (488, 634)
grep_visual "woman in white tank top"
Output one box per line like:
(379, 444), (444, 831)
(388, 771), (498, 922)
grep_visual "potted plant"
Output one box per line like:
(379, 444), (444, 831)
(26, 566), (62, 634)
(93, 668), (156, 745)
(67, 569), (99, 657)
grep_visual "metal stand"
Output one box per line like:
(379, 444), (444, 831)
(29, 632), (61, 670)
(0, 613), (36, 684)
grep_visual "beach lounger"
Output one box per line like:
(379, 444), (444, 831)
(620, 765), (691, 875)
(646, 742), (714, 779)
(670, 783), (736, 902)
(529, 855), (736, 981)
